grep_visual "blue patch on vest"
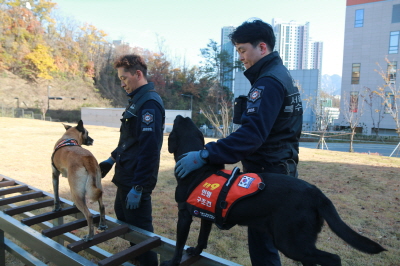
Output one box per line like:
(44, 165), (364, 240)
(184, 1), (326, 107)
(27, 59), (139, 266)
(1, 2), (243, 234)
(141, 109), (155, 131)
(247, 86), (264, 114)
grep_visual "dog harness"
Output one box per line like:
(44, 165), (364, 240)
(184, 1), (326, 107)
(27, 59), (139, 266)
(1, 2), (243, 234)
(51, 139), (80, 172)
(186, 167), (265, 230)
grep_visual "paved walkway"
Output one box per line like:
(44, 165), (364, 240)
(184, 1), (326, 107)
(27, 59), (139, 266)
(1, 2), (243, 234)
(299, 142), (400, 157)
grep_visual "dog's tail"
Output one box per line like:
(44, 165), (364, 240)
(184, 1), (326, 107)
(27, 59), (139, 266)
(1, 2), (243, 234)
(316, 189), (386, 254)
(86, 164), (103, 203)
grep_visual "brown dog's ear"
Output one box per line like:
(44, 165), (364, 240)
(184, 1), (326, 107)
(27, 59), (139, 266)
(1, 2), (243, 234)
(63, 123), (72, 131)
(76, 120), (84, 133)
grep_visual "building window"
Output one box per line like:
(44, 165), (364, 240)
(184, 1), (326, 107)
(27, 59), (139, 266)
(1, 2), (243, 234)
(385, 92), (395, 113)
(389, 31), (400, 54)
(387, 61), (397, 84)
(392, 4), (400, 23)
(351, 63), (360, 84)
(350, 91), (359, 113)
(355, 9), (364, 27)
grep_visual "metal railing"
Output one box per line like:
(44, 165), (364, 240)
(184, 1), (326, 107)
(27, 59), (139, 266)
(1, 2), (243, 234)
(0, 174), (241, 266)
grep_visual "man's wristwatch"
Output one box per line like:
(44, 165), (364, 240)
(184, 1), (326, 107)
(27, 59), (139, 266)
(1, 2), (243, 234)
(134, 185), (143, 192)
(200, 149), (209, 163)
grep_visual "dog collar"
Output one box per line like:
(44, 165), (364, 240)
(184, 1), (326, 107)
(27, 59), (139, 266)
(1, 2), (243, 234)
(54, 138), (80, 152)
(51, 139), (80, 173)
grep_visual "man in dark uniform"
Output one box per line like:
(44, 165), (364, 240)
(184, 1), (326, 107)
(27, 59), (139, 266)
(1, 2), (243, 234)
(175, 20), (303, 266)
(100, 54), (165, 266)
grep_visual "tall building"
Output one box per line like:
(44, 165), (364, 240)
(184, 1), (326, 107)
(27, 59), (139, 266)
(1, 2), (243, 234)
(220, 26), (237, 92)
(272, 19), (323, 72)
(339, 0), (400, 136)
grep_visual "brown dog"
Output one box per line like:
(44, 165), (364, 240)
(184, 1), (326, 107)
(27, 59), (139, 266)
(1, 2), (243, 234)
(52, 120), (107, 241)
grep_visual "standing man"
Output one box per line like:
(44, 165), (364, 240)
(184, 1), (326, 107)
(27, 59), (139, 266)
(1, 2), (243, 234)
(100, 54), (165, 266)
(175, 20), (303, 265)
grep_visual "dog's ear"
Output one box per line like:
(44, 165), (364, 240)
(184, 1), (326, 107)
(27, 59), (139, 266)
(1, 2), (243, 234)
(63, 123), (72, 131)
(168, 131), (177, 153)
(76, 120), (84, 133)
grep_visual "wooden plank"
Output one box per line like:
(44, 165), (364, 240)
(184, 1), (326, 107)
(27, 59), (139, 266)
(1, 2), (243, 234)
(21, 206), (79, 226)
(0, 191), (43, 206)
(0, 180), (15, 187)
(98, 236), (161, 266)
(42, 215), (100, 238)
(67, 224), (129, 253)
(0, 185), (29, 196)
(4, 199), (54, 216)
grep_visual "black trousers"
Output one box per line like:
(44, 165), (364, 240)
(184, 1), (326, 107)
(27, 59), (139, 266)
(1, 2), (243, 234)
(246, 159), (298, 266)
(114, 187), (158, 266)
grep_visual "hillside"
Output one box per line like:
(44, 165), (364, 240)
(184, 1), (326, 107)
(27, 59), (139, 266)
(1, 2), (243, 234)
(0, 69), (112, 120)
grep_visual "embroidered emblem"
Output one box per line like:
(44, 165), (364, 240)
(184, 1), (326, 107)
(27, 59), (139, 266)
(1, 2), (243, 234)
(247, 107), (258, 114)
(249, 88), (262, 102)
(142, 112), (154, 125)
(238, 175), (255, 189)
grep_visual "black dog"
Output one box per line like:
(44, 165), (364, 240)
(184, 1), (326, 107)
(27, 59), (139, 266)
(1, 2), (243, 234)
(162, 115), (385, 266)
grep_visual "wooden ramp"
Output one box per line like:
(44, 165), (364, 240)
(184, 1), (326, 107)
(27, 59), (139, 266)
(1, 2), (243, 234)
(0, 174), (242, 266)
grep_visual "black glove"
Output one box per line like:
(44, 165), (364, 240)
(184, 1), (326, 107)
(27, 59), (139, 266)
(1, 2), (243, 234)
(99, 157), (114, 178)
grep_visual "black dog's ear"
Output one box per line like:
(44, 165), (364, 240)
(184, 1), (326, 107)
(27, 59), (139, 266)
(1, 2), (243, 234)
(63, 123), (72, 131)
(168, 131), (177, 154)
(76, 120), (85, 133)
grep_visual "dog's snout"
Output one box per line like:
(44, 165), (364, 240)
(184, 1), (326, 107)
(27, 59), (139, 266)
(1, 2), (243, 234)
(84, 136), (94, 146)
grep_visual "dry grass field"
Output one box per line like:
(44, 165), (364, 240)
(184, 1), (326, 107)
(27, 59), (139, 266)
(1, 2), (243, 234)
(0, 117), (399, 266)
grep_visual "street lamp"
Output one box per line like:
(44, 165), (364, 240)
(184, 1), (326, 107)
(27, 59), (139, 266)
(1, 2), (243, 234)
(181, 94), (193, 111)
(47, 85), (52, 110)
(14, 97), (19, 109)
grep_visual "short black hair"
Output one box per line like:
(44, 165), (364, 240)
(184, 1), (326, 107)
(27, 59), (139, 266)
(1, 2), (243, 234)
(114, 54), (148, 78)
(229, 19), (275, 51)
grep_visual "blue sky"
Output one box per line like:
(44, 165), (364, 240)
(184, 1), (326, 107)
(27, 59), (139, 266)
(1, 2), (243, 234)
(53, 0), (346, 76)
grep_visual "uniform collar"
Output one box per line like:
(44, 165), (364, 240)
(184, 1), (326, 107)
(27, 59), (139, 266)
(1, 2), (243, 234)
(127, 82), (154, 98)
(244, 51), (282, 85)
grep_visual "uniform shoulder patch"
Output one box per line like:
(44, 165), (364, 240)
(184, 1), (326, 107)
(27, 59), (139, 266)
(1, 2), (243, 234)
(142, 111), (154, 125)
(249, 87), (263, 103)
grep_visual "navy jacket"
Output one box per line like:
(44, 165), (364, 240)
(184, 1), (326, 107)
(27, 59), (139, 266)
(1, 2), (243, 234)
(111, 82), (165, 192)
(205, 52), (303, 171)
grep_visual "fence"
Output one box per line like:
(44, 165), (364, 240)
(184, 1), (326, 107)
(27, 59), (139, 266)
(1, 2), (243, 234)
(301, 131), (400, 144)
(0, 174), (241, 266)
(0, 105), (61, 122)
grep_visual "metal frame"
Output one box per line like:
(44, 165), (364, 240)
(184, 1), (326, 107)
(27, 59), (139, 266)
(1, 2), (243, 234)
(0, 174), (242, 266)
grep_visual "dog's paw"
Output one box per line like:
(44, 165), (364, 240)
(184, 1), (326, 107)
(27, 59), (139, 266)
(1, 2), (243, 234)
(98, 224), (108, 231)
(82, 235), (93, 242)
(186, 246), (202, 256)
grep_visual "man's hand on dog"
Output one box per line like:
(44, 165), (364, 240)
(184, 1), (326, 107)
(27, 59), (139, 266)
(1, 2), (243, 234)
(175, 150), (209, 178)
(99, 157), (115, 178)
(126, 186), (142, 209)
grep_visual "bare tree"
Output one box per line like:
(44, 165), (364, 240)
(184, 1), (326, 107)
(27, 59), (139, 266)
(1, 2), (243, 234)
(363, 86), (386, 141)
(201, 91), (233, 138)
(341, 87), (366, 152)
(374, 59), (400, 138)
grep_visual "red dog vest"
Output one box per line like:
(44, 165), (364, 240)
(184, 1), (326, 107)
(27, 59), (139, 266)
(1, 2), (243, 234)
(186, 167), (264, 229)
